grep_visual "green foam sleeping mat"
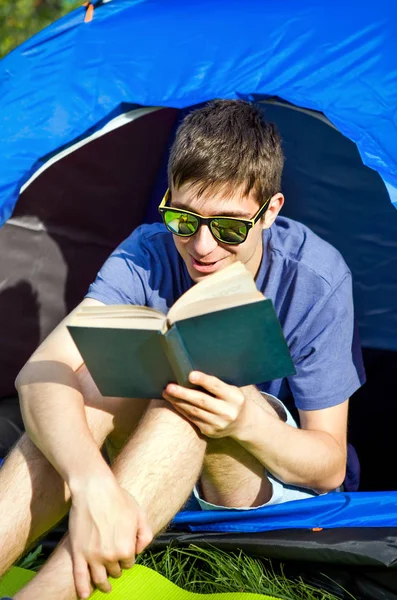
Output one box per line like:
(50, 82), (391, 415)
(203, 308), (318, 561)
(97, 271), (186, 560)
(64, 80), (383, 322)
(0, 564), (279, 599)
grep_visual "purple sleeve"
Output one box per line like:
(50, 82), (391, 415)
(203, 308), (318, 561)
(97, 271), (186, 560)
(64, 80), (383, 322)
(288, 273), (366, 411)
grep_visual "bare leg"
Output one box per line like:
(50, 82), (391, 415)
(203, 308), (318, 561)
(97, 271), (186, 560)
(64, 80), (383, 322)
(14, 537), (78, 600)
(15, 394), (278, 600)
(200, 394), (285, 507)
(0, 366), (148, 577)
(14, 400), (206, 600)
(200, 436), (273, 507)
(112, 399), (206, 532)
(9, 388), (279, 599)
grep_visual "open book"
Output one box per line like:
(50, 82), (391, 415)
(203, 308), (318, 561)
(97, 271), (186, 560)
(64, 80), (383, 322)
(67, 262), (295, 398)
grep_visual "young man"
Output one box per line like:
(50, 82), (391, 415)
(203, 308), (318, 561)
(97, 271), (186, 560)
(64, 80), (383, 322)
(0, 100), (365, 600)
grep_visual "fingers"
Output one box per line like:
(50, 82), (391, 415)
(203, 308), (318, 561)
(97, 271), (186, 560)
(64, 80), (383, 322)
(189, 371), (240, 399)
(166, 404), (220, 437)
(119, 558), (135, 570)
(104, 561), (123, 579)
(165, 371), (243, 408)
(72, 555), (93, 600)
(163, 372), (247, 439)
(117, 544), (135, 570)
(163, 390), (222, 434)
(164, 377), (243, 414)
(69, 483), (150, 596)
(164, 385), (220, 414)
(114, 532), (138, 569)
(73, 548), (131, 597)
(163, 392), (213, 422)
(89, 563), (112, 594)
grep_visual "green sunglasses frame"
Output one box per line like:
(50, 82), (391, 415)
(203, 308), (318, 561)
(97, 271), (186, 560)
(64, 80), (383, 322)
(158, 189), (271, 245)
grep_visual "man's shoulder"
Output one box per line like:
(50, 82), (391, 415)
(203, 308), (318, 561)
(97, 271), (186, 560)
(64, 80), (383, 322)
(270, 216), (350, 289)
(86, 222), (188, 309)
(120, 222), (173, 254)
(116, 222), (182, 269)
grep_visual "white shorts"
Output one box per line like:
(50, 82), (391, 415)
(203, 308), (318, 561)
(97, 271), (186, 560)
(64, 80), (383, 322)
(194, 394), (333, 511)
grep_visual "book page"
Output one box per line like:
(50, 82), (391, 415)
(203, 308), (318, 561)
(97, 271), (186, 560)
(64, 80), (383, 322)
(168, 262), (262, 323)
(168, 293), (264, 324)
(78, 305), (164, 318)
(68, 317), (164, 330)
(68, 304), (166, 329)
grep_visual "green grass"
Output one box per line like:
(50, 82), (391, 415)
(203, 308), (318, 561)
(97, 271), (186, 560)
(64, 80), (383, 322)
(16, 544), (45, 571)
(137, 545), (355, 599)
(17, 543), (356, 599)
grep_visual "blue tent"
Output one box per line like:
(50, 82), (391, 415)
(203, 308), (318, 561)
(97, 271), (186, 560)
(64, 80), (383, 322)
(1, 0), (396, 223)
(1, 0), (397, 595)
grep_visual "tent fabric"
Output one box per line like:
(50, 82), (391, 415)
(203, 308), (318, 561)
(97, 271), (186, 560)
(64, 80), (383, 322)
(0, 0), (397, 228)
(173, 492), (397, 533)
(157, 528), (397, 570)
(1, 0), (397, 552)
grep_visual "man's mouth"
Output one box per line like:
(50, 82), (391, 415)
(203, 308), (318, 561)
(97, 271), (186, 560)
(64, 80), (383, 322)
(191, 256), (223, 273)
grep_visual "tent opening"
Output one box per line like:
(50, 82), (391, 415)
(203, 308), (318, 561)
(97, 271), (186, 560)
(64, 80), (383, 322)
(1, 99), (397, 493)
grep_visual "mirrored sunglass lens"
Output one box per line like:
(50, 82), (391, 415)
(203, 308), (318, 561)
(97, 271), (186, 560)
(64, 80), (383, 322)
(164, 210), (199, 236)
(211, 219), (247, 243)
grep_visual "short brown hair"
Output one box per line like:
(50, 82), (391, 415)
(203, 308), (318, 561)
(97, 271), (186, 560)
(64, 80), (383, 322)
(168, 99), (284, 206)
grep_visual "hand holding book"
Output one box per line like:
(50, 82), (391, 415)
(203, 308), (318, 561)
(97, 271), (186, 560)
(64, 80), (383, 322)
(162, 369), (250, 439)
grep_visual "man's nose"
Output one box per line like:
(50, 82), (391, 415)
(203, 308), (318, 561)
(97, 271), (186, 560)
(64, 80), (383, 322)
(190, 224), (218, 255)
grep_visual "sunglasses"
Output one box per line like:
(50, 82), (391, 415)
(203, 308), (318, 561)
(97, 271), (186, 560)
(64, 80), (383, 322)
(158, 189), (271, 245)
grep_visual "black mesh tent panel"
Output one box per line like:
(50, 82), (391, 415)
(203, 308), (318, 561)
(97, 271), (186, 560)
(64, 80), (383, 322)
(0, 107), (178, 400)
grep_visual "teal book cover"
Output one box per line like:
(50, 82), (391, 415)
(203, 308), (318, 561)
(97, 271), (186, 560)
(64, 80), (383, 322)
(173, 299), (295, 387)
(68, 298), (295, 399)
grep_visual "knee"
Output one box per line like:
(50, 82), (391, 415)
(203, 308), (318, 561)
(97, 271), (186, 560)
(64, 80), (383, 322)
(203, 436), (265, 476)
(75, 364), (102, 405)
(205, 436), (240, 454)
(7, 431), (49, 467)
(0, 417), (24, 460)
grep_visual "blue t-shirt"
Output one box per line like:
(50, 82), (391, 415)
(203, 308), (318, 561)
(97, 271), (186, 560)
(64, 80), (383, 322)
(86, 218), (365, 416)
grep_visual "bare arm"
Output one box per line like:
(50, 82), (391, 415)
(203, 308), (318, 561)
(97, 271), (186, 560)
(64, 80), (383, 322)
(16, 298), (156, 598)
(236, 388), (348, 492)
(162, 372), (348, 493)
(15, 312), (208, 599)
(15, 297), (113, 492)
(12, 401), (207, 600)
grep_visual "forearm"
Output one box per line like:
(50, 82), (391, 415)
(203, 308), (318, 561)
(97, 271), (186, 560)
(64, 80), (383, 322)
(112, 399), (207, 534)
(236, 391), (346, 491)
(16, 361), (111, 491)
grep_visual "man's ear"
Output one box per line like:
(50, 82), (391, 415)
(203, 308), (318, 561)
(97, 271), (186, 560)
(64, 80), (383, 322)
(262, 193), (284, 229)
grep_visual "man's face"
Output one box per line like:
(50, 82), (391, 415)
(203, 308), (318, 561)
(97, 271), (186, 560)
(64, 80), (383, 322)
(170, 184), (283, 282)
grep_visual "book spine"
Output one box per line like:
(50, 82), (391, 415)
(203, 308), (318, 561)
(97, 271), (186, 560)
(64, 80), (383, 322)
(162, 325), (195, 388)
